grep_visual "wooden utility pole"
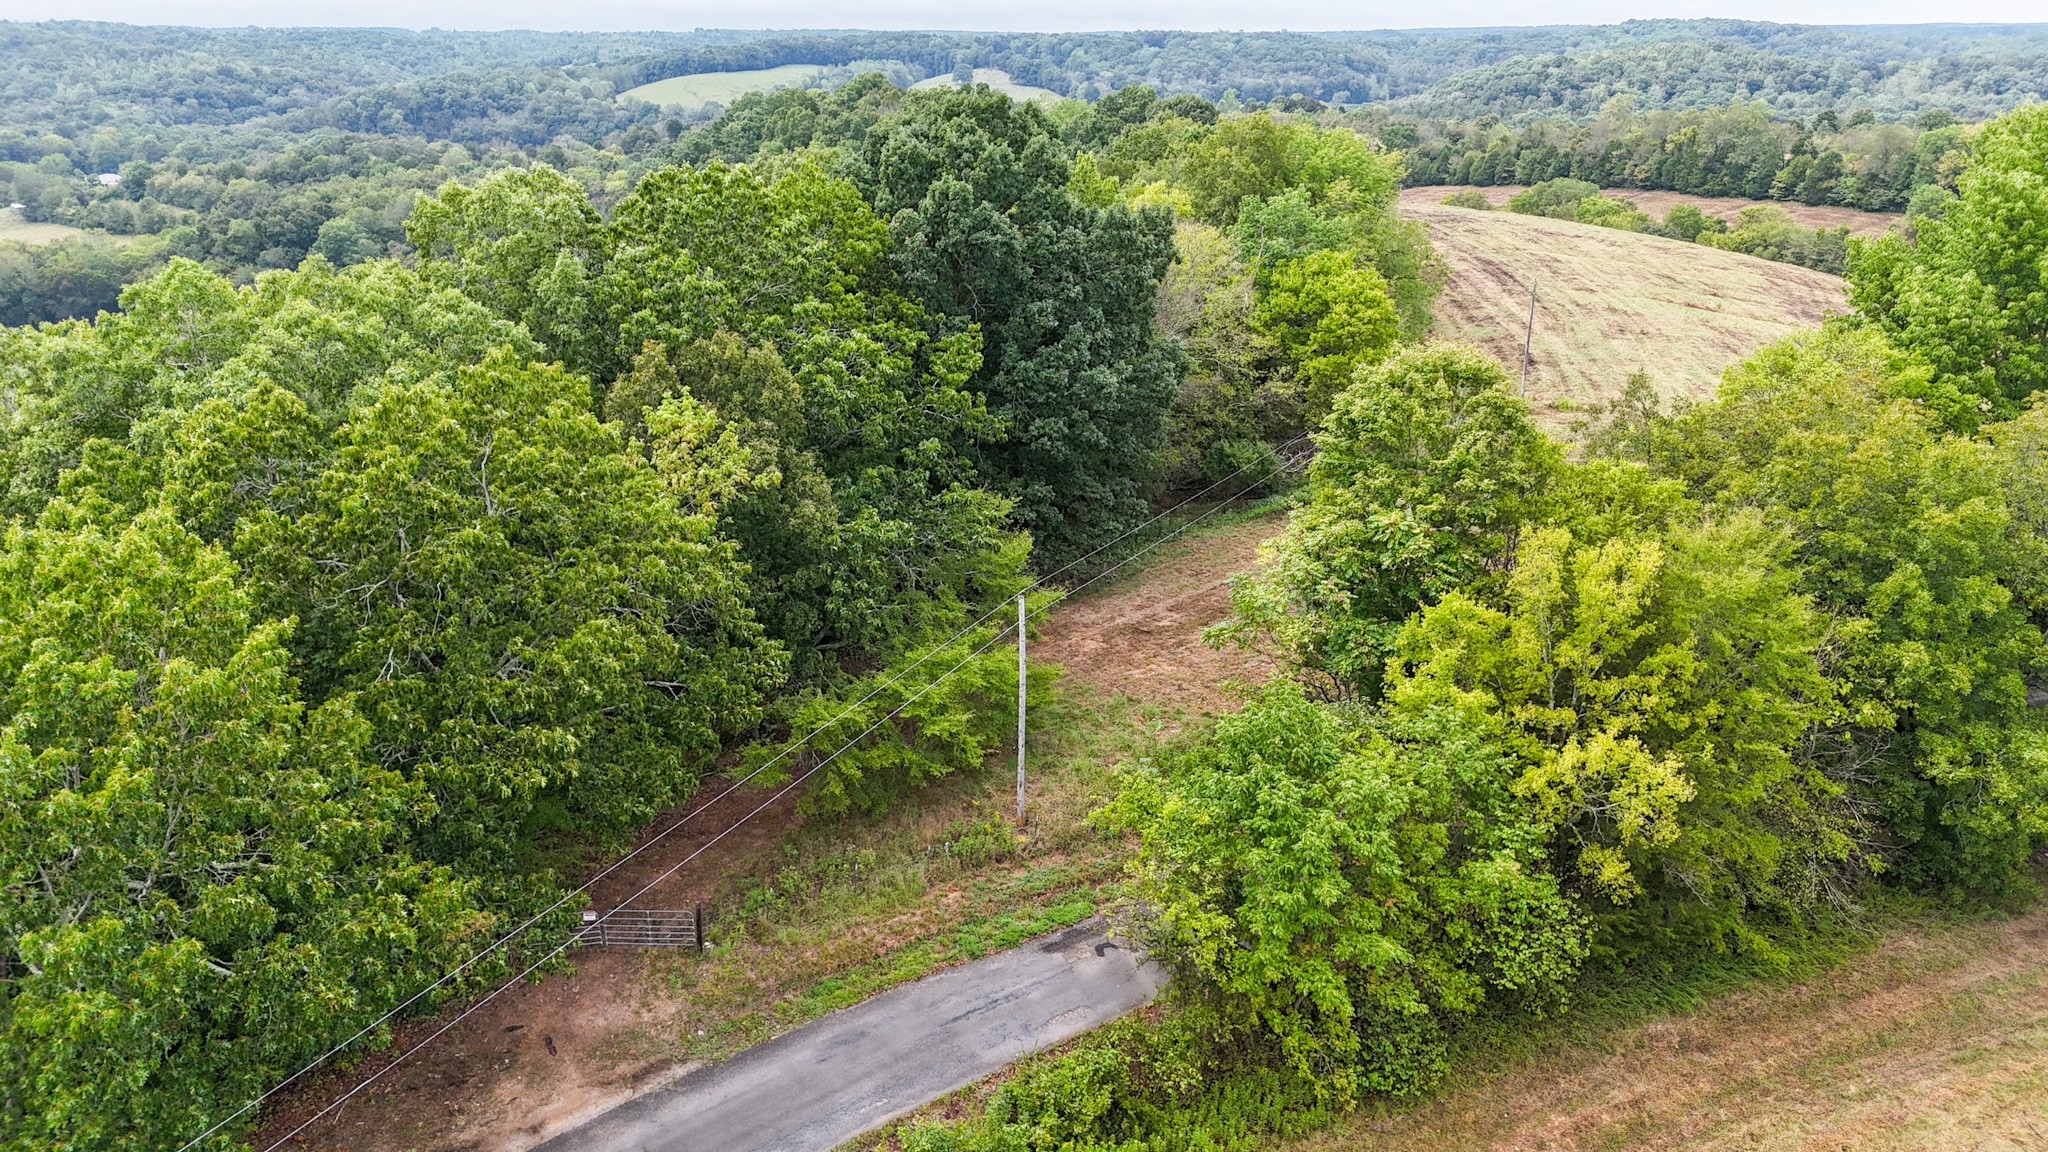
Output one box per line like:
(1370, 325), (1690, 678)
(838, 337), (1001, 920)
(1016, 592), (1027, 822)
(1520, 279), (1538, 395)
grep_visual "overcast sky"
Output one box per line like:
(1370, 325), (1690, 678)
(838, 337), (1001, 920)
(6, 0), (2047, 33)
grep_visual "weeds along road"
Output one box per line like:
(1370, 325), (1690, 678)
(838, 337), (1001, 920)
(534, 920), (1163, 1152)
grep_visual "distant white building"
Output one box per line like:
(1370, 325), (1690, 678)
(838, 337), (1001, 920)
(96, 173), (120, 186)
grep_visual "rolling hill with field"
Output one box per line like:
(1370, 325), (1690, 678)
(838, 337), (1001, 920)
(1401, 185), (1903, 237)
(619, 64), (841, 107)
(910, 68), (1061, 102)
(0, 207), (89, 246)
(1402, 198), (1851, 425)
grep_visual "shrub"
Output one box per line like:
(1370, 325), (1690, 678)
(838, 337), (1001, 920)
(1105, 681), (1586, 1102)
(1505, 177), (1601, 218)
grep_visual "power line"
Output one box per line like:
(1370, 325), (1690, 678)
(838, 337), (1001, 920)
(195, 437), (1309, 1152)
(251, 432), (1294, 1147)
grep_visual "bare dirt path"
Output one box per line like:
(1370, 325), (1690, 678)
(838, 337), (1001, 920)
(1035, 511), (1279, 722)
(256, 513), (1283, 1152)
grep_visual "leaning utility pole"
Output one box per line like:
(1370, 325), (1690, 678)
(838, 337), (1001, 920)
(1015, 592), (1027, 822)
(1520, 278), (1538, 395)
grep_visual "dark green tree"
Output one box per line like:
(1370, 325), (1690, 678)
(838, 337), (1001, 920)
(862, 87), (1181, 563)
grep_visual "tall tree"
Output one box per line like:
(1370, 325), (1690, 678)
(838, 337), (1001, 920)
(1215, 345), (1560, 699)
(1847, 104), (2048, 419)
(863, 86), (1182, 563)
(0, 510), (480, 1152)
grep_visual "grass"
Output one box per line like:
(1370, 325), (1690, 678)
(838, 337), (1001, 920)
(619, 64), (835, 108)
(602, 684), (1169, 1069)
(910, 69), (1063, 102)
(0, 206), (88, 245)
(1404, 199), (1849, 429)
(1292, 896), (2048, 1151)
(1403, 185), (1902, 238)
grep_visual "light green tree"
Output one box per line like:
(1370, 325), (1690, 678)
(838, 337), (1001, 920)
(1214, 345), (1560, 699)
(1107, 681), (1586, 1101)
(0, 511), (480, 1152)
(1250, 250), (1399, 414)
(1387, 513), (1864, 937)
(1847, 104), (2048, 416)
(1657, 330), (2048, 894)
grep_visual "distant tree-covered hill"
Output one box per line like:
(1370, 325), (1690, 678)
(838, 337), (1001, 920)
(1383, 21), (2048, 119)
(4, 19), (2047, 325)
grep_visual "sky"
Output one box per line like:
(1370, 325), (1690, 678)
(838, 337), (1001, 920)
(5, 0), (2047, 33)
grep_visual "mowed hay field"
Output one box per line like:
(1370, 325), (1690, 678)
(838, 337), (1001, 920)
(619, 64), (834, 107)
(1400, 185), (1902, 237)
(911, 68), (1061, 102)
(1288, 902), (2048, 1152)
(1403, 200), (1848, 424)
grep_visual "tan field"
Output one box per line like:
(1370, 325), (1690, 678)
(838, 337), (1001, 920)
(619, 64), (836, 107)
(910, 68), (1061, 102)
(1289, 901), (2048, 1152)
(1401, 185), (1904, 237)
(1403, 200), (1849, 425)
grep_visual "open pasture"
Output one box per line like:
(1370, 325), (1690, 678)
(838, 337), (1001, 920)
(909, 68), (1061, 102)
(1404, 200), (1849, 426)
(620, 64), (835, 108)
(1401, 184), (1903, 237)
(0, 207), (87, 245)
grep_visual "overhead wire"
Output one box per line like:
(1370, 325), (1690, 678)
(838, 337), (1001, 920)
(192, 435), (1312, 1152)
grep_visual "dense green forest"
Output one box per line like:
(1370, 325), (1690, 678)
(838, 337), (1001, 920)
(0, 79), (1446, 1149)
(3, 19), (2048, 1150)
(1390, 99), (1975, 211)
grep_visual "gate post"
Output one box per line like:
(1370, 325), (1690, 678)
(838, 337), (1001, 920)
(694, 902), (706, 955)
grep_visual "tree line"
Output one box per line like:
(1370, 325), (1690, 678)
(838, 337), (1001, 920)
(1390, 99), (1974, 214)
(6, 20), (2047, 328)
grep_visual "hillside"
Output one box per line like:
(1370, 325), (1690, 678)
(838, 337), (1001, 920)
(619, 64), (836, 107)
(1288, 900), (2048, 1152)
(910, 68), (1061, 102)
(1401, 199), (1849, 424)
(1401, 186), (1902, 237)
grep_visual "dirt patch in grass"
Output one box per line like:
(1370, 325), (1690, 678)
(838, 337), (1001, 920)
(1402, 185), (1903, 237)
(1289, 902), (2048, 1152)
(1402, 200), (1847, 429)
(256, 513), (1283, 1152)
(1035, 510), (1282, 725)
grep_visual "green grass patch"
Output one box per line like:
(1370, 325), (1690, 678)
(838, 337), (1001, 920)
(621, 64), (833, 107)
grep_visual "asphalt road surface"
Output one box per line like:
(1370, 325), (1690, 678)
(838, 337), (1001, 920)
(536, 919), (1164, 1152)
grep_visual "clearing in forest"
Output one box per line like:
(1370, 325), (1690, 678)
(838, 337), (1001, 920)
(0, 206), (88, 245)
(619, 65), (842, 107)
(254, 511), (1282, 1152)
(909, 68), (1061, 102)
(1403, 199), (1849, 426)
(1400, 185), (1903, 237)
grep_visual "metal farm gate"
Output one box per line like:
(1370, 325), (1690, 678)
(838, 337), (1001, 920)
(580, 905), (706, 951)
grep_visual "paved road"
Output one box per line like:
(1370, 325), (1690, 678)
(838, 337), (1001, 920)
(536, 919), (1164, 1152)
